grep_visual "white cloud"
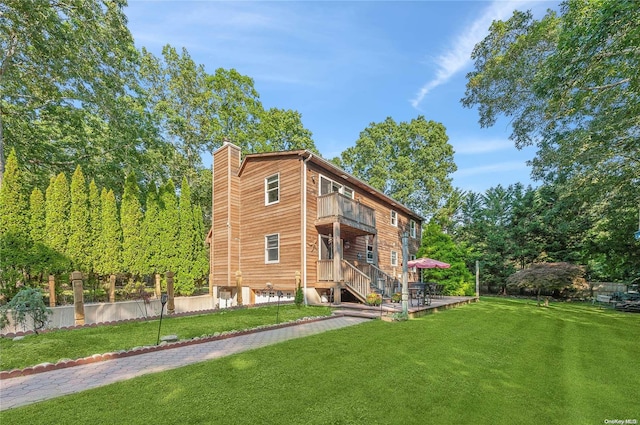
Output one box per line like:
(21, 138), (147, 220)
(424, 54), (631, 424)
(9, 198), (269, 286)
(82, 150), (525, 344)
(410, 0), (536, 109)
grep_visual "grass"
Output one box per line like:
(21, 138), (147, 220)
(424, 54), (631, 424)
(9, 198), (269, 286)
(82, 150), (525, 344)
(2, 297), (638, 424)
(0, 305), (332, 370)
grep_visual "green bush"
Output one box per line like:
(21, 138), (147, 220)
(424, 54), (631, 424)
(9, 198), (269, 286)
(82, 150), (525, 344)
(366, 292), (382, 306)
(0, 287), (52, 333)
(294, 283), (304, 307)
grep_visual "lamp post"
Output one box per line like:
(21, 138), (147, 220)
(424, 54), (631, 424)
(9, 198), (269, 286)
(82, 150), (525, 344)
(401, 231), (409, 315)
(156, 293), (168, 345)
(276, 291), (283, 324)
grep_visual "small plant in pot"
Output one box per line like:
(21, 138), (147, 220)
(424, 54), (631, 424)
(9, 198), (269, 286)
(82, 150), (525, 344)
(391, 292), (402, 303)
(366, 292), (382, 306)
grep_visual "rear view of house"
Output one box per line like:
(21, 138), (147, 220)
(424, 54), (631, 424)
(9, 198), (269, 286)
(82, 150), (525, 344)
(207, 142), (422, 306)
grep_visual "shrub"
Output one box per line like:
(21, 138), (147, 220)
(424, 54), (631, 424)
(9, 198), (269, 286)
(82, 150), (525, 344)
(294, 283), (304, 307)
(0, 287), (52, 333)
(391, 292), (402, 303)
(366, 292), (382, 306)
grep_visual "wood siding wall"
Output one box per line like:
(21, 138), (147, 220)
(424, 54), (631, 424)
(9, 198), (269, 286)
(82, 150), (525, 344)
(211, 144), (241, 287)
(210, 148), (422, 294)
(237, 156), (303, 290)
(305, 163), (421, 283)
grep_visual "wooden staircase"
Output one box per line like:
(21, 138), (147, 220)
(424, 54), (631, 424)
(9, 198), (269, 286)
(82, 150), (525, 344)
(341, 261), (398, 303)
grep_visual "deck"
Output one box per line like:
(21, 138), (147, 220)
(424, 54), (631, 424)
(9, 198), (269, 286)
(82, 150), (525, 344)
(319, 296), (479, 319)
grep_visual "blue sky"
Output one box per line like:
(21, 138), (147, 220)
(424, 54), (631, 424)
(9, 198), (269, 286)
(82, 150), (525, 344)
(125, 0), (558, 194)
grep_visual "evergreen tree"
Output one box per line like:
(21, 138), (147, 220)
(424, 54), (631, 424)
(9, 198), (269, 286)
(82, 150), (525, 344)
(45, 172), (70, 272)
(68, 166), (90, 272)
(88, 179), (102, 272)
(29, 188), (45, 244)
(121, 173), (144, 277)
(0, 149), (28, 238)
(158, 179), (179, 274)
(0, 149), (30, 298)
(96, 188), (121, 276)
(28, 187), (48, 283)
(192, 203), (209, 282)
(141, 183), (162, 276)
(176, 177), (196, 294)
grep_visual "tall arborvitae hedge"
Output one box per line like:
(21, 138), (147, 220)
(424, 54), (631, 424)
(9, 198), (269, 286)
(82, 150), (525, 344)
(68, 166), (90, 272)
(29, 188), (46, 244)
(121, 173), (143, 277)
(45, 173), (71, 273)
(158, 179), (179, 275)
(0, 149), (30, 298)
(192, 203), (209, 281)
(142, 182), (162, 277)
(28, 187), (49, 282)
(88, 179), (102, 273)
(96, 188), (122, 276)
(0, 149), (28, 239)
(176, 177), (196, 294)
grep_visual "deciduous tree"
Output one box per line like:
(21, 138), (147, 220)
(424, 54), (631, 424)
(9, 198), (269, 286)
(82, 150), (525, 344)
(507, 262), (587, 306)
(341, 116), (455, 217)
(0, 0), (163, 192)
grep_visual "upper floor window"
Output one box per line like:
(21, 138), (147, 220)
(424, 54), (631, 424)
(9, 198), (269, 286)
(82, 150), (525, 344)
(320, 175), (353, 198)
(390, 210), (398, 227)
(410, 220), (417, 238)
(265, 174), (279, 205)
(391, 250), (398, 267)
(265, 233), (279, 263)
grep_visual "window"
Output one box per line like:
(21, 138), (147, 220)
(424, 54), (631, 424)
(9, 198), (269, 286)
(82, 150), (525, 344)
(410, 254), (417, 272)
(366, 237), (374, 264)
(319, 175), (354, 198)
(265, 174), (279, 205)
(265, 234), (279, 263)
(390, 210), (398, 227)
(342, 186), (354, 199)
(391, 250), (398, 267)
(410, 220), (417, 238)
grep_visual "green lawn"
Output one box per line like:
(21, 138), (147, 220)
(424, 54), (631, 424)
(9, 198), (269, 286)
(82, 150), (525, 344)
(2, 298), (638, 424)
(0, 305), (332, 370)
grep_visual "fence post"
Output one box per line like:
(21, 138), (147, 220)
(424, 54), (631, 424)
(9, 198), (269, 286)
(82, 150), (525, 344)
(154, 273), (162, 298)
(48, 274), (56, 307)
(72, 271), (85, 326)
(109, 274), (116, 303)
(236, 270), (243, 306)
(166, 271), (175, 314)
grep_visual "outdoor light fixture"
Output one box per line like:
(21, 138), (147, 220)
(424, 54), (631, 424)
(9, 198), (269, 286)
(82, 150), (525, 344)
(276, 291), (283, 324)
(401, 232), (409, 315)
(156, 293), (169, 345)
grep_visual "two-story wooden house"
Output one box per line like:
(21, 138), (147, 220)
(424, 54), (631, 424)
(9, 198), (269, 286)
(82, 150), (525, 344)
(207, 142), (422, 306)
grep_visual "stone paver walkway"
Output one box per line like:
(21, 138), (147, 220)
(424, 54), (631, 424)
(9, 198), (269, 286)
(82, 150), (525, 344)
(0, 316), (368, 411)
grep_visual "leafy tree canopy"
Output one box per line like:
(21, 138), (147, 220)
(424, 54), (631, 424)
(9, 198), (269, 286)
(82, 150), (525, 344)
(340, 116), (456, 217)
(1, 0), (165, 191)
(507, 262), (587, 305)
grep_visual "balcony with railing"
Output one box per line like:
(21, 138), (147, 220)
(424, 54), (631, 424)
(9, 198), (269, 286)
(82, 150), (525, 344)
(315, 192), (376, 236)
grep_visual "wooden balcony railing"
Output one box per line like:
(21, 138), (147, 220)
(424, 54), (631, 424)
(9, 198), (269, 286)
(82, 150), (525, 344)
(317, 193), (376, 229)
(317, 260), (333, 281)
